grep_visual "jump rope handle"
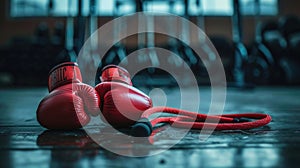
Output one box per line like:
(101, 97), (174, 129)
(131, 107), (272, 137)
(131, 118), (153, 137)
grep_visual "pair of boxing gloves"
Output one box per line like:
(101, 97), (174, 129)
(36, 62), (152, 130)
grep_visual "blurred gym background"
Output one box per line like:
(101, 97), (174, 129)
(0, 0), (300, 87)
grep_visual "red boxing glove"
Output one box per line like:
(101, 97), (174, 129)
(95, 65), (152, 128)
(37, 62), (99, 129)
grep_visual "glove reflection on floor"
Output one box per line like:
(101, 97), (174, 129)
(36, 128), (162, 157)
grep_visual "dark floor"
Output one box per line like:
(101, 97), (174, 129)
(0, 86), (300, 167)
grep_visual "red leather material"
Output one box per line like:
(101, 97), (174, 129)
(37, 62), (99, 130)
(37, 84), (99, 129)
(48, 62), (82, 92)
(95, 82), (152, 128)
(101, 65), (132, 85)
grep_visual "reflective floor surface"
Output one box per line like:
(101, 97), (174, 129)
(0, 87), (300, 167)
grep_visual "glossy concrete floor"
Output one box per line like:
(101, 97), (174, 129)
(0, 86), (300, 167)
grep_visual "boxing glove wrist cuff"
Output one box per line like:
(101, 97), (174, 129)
(48, 62), (83, 92)
(101, 65), (132, 85)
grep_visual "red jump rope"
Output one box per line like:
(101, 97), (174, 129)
(100, 65), (272, 137)
(131, 106), (272, 137)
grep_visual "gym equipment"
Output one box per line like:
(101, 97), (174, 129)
(230, 0), (249, 87)
(75, 0), (86, 55)
(94, 0), (130, 85)
(193, 0), (233, 84)
(245, 0), (273, 85)
(142, 4), (160, 75)
(132, 0), (169, 86)
(167, 0), (184, 69)
(101, 0), (128, 67)
(33, 22), (50, 47)
(209, 36), (235, 82)
(246, 20), (286, 85)
(279, 15), (300, 60)
(178, 0), (198, 69)
(146, 10), (160, 71)
(56, 0), (78, 62)
(279, 15), (300, 41)
(246, 0), (286, 85)
(136, 0), (146, 64)
(51, 21), (65, 47)
(195, 0), (205, 32)
(278, 15), (300, 84)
